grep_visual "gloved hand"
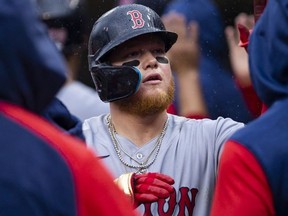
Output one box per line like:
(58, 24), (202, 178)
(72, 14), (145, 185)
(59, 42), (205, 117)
(237, 23), (252, 52)
(114, 172), (175, 207)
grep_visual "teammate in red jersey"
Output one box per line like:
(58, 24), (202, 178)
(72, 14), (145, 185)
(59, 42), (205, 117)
(0, 0), (138, 215)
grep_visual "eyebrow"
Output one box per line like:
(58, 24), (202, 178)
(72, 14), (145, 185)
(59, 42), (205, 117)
(124, 37), (164, 48)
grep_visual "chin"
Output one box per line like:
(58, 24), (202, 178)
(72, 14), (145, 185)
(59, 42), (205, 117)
(116, 80), (174, 115)
(116, 92), (171, 115)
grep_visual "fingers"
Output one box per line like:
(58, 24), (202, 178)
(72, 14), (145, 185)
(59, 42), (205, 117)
(115, 172), (175, 207)
(136, 184), (174, 198)
(136, 177), (174, 193)
(149, 172), (175, 185)
(162, 12), (198, 46)
(135, 172), (175, 185)
(133, 172), (175, 203)
(228, 12), (254, 49)
(225, 18), (251, 87)
(237, 24), (250, 49)
(187, 21), (199, 44)
(235, 13), (254, 30)
(135, 184), (172, 199)
(162, 12), (200, 72)
(162, 12), (187, 37)
(134, 193), (159, 203)
(225, 26), (238, 48)
(237, 24), (250, 41)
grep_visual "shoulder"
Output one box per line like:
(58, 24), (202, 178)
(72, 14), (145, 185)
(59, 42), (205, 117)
(169, 114), (244, 132)
(82, 114), (108, 133)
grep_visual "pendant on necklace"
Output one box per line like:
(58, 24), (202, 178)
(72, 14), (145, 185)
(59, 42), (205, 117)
(137, 168), (148, 174)
(136, 153), (143, 159)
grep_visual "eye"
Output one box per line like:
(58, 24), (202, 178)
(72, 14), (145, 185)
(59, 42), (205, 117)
(126, 50), (142, 59)
(152, 48), (165, 56)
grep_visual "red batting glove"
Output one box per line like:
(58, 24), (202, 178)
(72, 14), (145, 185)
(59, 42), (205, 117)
(237, 1), (267, 52)
(237, 23), (252, 52)
(114, 172), (175, 208)
(132, 172), (175, 206)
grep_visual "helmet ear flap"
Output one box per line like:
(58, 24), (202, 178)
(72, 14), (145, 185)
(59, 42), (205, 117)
(90, 64), (142, 102)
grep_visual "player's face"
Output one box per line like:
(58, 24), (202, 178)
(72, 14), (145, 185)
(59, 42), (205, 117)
(108, 34), (174, 115)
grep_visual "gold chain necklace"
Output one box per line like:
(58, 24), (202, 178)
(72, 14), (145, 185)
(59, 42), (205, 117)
(107, 115), (168, 174)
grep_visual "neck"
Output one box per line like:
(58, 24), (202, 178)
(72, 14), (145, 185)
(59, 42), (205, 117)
(109, 108), (168, 147)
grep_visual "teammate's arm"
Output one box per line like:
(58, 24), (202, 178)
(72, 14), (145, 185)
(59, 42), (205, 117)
(162, 13), (208, 119)
(210, 141), (275, 216)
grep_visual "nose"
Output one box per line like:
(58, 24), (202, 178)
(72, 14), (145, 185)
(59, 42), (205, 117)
(141, 51), (158, 70)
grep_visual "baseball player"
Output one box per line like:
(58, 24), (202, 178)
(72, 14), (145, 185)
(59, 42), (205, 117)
(37, 0), (110, 121)
(83, 4), (244, 215)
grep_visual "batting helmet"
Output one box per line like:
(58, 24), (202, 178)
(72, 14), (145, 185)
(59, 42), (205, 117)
(35, 0), (86, 56)
(88, 4), (178, 102)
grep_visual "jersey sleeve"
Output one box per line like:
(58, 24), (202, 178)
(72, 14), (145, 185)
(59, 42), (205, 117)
(1, 103), (138, 216)
(210, 140), (275, 216)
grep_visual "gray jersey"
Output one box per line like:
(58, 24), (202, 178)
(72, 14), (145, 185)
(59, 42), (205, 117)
(83, 114), (244, 216)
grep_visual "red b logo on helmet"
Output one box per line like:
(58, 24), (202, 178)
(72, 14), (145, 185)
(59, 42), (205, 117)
(127, 10), (145, 29)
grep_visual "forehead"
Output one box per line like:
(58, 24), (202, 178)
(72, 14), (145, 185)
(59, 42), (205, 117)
(115, 34), (165, 50)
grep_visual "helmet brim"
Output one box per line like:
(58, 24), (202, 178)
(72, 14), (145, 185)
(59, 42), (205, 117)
(96, 29), (178, 62)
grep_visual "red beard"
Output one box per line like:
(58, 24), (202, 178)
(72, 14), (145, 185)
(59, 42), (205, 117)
(114, 79), (175, 116)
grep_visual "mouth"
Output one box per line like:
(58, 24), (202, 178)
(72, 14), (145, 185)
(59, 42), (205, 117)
(142, 73), (162, 83)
